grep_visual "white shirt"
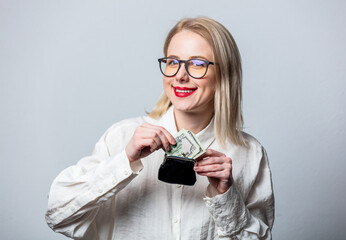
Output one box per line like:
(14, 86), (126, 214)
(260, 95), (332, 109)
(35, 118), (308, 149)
(45, 107), (274, 240)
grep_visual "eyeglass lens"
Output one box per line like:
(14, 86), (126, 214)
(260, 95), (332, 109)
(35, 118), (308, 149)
(160, 58), (208, 78)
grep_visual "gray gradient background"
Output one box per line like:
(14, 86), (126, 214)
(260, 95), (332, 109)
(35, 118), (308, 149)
(1, 0), (345, 239)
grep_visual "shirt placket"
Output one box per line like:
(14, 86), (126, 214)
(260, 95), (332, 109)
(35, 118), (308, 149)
(172, 184), (183, 240)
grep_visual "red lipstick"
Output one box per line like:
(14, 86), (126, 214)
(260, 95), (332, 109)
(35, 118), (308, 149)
(173, 86), (197, 98)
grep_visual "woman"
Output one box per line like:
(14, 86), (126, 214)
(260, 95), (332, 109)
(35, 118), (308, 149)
(46, 17), (274, 239)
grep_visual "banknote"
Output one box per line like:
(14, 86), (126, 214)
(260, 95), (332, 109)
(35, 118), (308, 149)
(186, 130), (205, 159)
(165, 129), (205, 159)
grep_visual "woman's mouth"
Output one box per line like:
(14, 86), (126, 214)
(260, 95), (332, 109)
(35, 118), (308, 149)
(173, 86), (197, 97)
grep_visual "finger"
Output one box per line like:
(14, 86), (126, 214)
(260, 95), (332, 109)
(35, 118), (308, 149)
(195, 157), (225, 166)
(204, 149), (227, 157)
(194, 163), (225, 173)
(142, 123), (176, 145)
(136, 129), (162, 150)
(141, 125), (175, 151)
(147, 128), (170, 151)
(196, 169), (231, 180)
(196, 149), (226, 161)
(136, 138), (158, 152)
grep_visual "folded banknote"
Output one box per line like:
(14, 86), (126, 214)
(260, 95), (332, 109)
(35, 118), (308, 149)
(165, 129), (205, 159)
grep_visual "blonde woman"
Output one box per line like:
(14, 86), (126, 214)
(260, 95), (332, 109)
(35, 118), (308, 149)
(46, 17), (274, 239)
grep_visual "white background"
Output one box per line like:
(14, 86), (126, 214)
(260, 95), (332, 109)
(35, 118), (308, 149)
(1, 0), (345, 239)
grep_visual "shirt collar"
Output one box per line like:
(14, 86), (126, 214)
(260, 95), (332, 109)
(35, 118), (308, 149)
(160, 106), (215, 150)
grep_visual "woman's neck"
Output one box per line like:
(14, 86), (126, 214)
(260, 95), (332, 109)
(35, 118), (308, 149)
(174, 108), (214, 134)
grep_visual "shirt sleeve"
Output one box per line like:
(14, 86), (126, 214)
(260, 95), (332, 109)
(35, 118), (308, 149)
(45, 123), (143, 239)
(203, 147), (275, 240)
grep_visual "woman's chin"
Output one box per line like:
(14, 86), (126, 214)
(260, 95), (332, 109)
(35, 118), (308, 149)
(173, 105), (193, 113)
(172, 104), (207, 115)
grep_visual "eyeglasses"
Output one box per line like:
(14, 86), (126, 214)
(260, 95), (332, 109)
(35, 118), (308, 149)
(158, 57), (214, 79)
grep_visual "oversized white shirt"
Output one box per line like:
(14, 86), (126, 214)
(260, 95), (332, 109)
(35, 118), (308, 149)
(45, 107), (274, 240)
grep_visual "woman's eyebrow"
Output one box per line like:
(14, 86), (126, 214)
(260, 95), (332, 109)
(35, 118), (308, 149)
(189, 55), (208, 60)
(167, 55), (180, 59)
(167, 55), (209, 60)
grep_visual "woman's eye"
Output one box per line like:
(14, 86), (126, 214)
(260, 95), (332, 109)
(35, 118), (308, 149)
(190, 59), (206, 67)
(167, 59), (179, 65)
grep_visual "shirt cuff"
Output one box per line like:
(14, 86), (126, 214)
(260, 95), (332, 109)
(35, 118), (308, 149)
(46, 150), (143, 227)
(129, 158), (143, 173)
(203, 183), (250, 237)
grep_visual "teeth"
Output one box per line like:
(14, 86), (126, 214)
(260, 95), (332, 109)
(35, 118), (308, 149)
(175, 89), (195, 93)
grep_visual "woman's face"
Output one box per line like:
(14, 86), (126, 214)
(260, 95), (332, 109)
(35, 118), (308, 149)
(163, 30), (216, 115)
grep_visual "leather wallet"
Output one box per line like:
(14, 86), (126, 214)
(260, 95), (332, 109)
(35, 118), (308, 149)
(158, 154), (197, 186)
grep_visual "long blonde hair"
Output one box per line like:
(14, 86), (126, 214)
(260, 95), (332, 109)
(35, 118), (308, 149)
(149, 17), (245, 147)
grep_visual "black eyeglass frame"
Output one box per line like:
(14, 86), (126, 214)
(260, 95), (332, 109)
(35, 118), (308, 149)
(158, 57), (215, 79)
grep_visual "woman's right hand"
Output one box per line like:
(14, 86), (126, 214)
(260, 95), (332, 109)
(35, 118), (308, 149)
(125, 123), (176, 163)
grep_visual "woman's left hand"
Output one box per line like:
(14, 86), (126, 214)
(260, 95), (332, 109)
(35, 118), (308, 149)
(194, 149), (233, 194)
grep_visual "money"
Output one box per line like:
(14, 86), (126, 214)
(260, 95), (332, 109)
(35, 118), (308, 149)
(165, 129), (205, 159)
(186, 130), (205, 159)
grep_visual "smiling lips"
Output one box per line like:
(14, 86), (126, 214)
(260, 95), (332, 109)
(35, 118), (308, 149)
(173, 86), (197, 97)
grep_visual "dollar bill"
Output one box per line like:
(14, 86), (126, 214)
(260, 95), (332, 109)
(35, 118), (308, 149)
(186, 130), (205, 159)
(165, 129), (205, 159)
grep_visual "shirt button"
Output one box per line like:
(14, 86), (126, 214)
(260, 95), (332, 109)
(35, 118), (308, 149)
(124, 170), (129, 176)
(173, 218), (179, 224)
(176, 185), (182, 188)
(70, 206), (75, 211)
(98, 189), (103, 193)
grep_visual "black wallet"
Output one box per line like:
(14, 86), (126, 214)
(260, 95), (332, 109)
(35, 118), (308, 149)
(158, 154), (197, 186)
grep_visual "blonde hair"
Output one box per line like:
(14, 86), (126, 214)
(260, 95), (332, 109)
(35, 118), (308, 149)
(149, 17), (245, 146)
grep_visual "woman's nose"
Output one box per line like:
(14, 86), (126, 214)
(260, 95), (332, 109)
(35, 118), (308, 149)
(175, 63), (189, 82)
